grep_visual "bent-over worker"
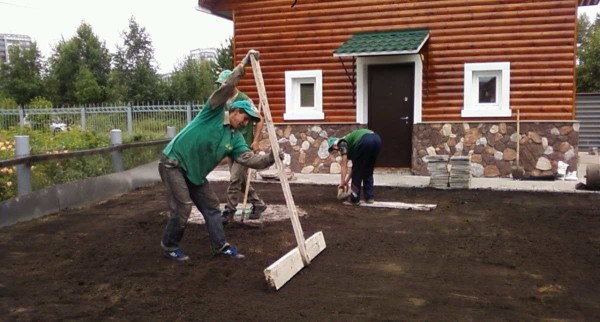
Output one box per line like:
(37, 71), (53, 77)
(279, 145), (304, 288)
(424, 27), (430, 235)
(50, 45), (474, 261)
(328, 128), (382, 206)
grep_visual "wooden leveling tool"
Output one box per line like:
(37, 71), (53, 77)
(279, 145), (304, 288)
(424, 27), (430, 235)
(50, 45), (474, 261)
(250, 55), (326, 290)
(238, 101), (263, 223)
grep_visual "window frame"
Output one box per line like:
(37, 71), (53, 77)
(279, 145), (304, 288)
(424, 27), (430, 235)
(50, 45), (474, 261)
(283, 70), (324, 121)
(462, 62), (511, 118)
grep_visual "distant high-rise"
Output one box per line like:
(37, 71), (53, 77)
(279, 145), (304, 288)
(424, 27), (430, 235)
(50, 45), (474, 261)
(0, 33), (32, 64)
(189, 48), (217, 63)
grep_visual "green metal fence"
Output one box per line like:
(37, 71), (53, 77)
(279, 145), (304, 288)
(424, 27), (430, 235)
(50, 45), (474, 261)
(0, 101), (204, 137)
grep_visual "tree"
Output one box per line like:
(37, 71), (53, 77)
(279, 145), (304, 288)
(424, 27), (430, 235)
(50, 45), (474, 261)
(74, 67), (103, 103)
(0, 43), (44, 106)
(577, 14), (600, 92)
(169, 57), (217, 102)
(214, 37), (233, 74)
(577, 14), (592, 46)
(110, 17), (161, 102)
(46, 22), (112, 105)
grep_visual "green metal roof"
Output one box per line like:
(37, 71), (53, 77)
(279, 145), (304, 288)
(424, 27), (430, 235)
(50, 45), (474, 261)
(333, 29), (429, 57)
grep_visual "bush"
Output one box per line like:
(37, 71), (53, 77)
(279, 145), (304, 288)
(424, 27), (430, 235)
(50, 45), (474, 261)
(0, 137), (16, 200)
(0, 128), (165, 201)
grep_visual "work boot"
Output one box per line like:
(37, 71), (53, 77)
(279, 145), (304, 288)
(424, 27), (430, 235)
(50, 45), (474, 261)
(342, 197), (360, 206)
(248, 204), (267, 220)
(221, 209), (234, 225)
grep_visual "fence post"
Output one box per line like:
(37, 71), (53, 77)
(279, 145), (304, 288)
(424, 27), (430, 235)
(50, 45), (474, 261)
(110, 129), (124, 173)
(19, 108), (25, 130)
(127, 104), (133, 135)
(15, 135), (32, 196)
(166, 126), (176, 139)
(187, 102), (192, 124)
(80, 107), (86, 131)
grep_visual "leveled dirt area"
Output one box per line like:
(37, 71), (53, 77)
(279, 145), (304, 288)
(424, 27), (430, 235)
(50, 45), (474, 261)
(1, 182), (599, 321)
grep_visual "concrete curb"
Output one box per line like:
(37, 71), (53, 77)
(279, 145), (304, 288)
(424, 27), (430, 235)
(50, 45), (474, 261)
(0, 161), (161, 228)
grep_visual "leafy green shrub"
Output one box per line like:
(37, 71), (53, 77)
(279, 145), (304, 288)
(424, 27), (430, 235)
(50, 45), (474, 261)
(32, 154), (112, 190)
(122, 144), (165, 170)
(0, 98), (20, 132)
(28, 97), (53, 108)
(0, 136), (17, 200)
(0, 127), (166, 201)
(0, 97), (18, 109)
(0, 129), (111, 201)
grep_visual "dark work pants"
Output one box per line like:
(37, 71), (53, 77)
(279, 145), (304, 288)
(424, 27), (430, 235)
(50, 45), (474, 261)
(158, 157), (227, 252)
(350, 133), (382, 202)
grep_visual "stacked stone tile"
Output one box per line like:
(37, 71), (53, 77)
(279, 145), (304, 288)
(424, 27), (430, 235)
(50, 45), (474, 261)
(426, 155), (449, 189)
(449, 156), (471, 189)
(413, 122), (579, 178)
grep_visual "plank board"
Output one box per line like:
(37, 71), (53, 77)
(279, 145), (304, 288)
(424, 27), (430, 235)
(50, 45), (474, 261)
(264, 231), (326, 290)
(251, 55), (326, 290)
(360, 201), (437, 211)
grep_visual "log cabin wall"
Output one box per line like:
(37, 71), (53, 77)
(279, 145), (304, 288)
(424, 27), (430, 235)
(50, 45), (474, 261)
(208, 0), (580, 123)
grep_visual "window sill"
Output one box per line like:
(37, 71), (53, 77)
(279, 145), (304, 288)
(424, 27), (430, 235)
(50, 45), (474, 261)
(461, 109), (511, 118)
(283, 111), (325, 121)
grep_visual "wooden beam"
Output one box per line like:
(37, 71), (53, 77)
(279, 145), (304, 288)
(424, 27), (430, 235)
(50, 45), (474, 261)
(264, 231), (326, 290)
(251, 55), (326, 290)
(360, 201), (437, 211)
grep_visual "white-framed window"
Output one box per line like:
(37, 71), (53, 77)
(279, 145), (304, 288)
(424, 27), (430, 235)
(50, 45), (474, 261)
(462, 62), (511, 117)
(284, 70), (324, 120)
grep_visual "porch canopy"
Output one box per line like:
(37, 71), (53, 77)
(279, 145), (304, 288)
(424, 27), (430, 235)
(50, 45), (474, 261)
(333, 29), (429, 57)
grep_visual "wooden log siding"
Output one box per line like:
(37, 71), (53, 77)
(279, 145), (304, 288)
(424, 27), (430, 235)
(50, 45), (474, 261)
(208, 0), (580, 122)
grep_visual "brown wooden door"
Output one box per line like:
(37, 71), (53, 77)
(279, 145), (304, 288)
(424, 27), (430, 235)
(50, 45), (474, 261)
(368, 63), (414, 167)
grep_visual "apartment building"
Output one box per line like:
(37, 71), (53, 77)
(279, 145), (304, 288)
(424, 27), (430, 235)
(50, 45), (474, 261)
(0, 33), (32, 64)
(189, 48), (217, 63)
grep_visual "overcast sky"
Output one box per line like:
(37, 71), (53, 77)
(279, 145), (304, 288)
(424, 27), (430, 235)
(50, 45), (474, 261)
(1, 1), (599, 74)
(0, 0), (233, 74)
(580, 4), (600, 20)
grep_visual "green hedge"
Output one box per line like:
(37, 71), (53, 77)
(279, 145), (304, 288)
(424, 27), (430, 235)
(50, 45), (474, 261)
(0, 129), (166, 201)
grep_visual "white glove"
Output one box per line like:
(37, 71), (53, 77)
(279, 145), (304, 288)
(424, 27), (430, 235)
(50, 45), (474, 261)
(242, 49), (260, 66)
(268, 149), (284, 163)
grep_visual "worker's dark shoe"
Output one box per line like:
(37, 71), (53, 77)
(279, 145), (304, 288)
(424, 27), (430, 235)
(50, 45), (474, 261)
(221, 210), (234, 225)
(342, 200), (360, 206)
(248, 204), (267, 220)
(342, 198), (360, 206)
(216, 245), (245, 259)
(164, 248), (190, 261)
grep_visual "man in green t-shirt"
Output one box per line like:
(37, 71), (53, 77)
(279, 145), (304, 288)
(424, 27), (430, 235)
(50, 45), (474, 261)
(328, 129), (382, 206)
(214, 70), (267, 224)
(158, 50), (282, 262)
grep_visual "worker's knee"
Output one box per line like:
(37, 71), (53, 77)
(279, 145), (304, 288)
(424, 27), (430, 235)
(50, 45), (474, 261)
(174, 202), (193, 219)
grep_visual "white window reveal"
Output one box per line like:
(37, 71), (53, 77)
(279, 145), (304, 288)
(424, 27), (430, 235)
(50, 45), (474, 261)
(284, 70), (324, 120)
(462, 62), (511, 118)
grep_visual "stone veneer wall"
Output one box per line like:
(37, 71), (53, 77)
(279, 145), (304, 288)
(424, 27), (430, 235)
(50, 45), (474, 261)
(254, 122), (578, 178)
(412, 122), (579, 178)
(256, 124), (364, 174)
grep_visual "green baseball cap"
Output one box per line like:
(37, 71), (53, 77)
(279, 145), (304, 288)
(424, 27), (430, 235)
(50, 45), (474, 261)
(328, 137), (338, 152)
(215, 69), (232, 84)
(231, 100), (260, 122)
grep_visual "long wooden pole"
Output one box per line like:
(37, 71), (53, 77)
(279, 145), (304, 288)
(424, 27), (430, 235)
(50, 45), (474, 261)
(240, 102), (263, 223)
(516, 108), (520, 167)
(250, 55), (310, 264)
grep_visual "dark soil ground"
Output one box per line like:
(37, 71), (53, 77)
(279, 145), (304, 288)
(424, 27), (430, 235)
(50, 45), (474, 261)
(1, 182), (599, 321)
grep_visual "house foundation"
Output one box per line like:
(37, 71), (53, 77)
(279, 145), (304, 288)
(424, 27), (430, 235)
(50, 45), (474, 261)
(413, 122), (579, 178)
(257, 122), (579, 178)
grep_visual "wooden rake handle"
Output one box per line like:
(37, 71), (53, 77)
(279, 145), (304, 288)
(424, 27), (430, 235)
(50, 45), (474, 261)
(240, 101), (263, 222)
(250, 55), (310, 264)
